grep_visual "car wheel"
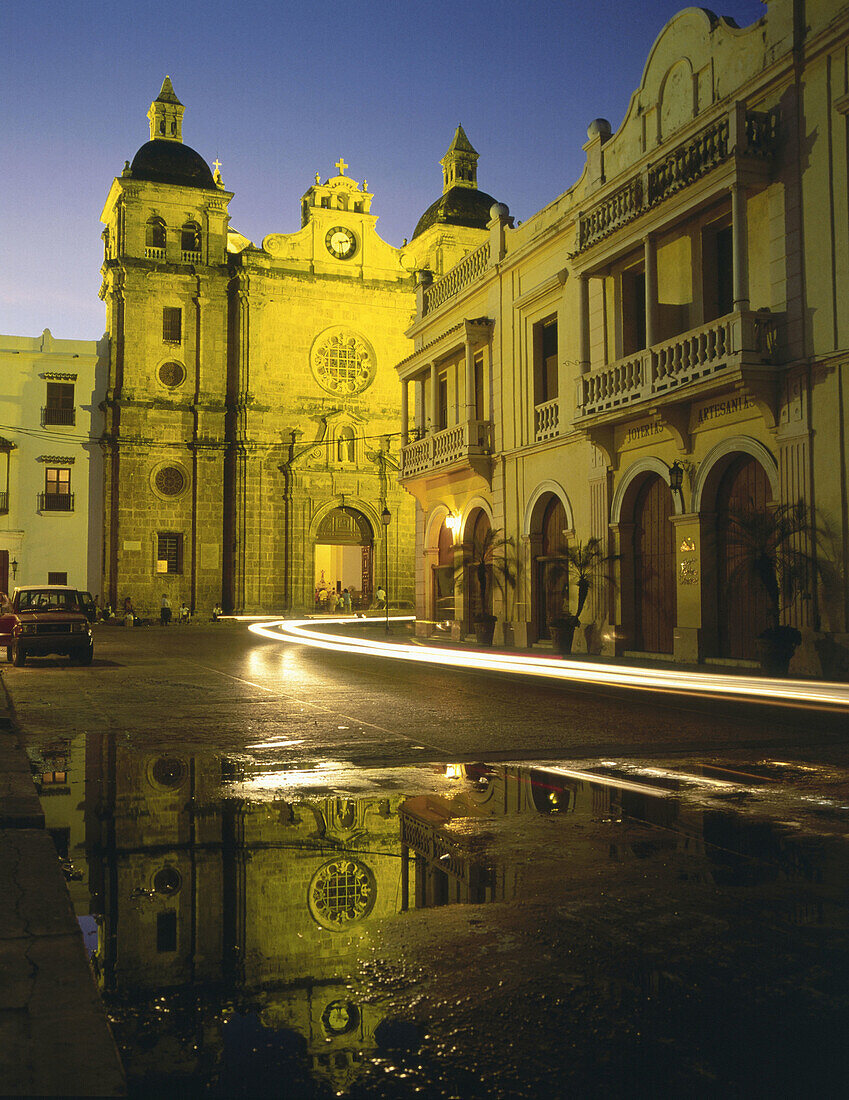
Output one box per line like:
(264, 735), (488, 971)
(12, 643), (26, 667)
(77, 645), (94, 666)
(5, 646), (11, 663)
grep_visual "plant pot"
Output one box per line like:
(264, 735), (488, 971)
(551, 617), (579, 656)
(756, 625), (802, 677)
(474, 614), (497, 646)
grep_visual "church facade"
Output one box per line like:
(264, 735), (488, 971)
(100, 80), (440, 616)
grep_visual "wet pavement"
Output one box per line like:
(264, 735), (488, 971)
(4, 621), (849, 1096)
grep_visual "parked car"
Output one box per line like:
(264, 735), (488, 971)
(78, 591), (98, 622)
(8, 585), (94, 666)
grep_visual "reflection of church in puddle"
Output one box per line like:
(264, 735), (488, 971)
(27, 737), (847, 1092)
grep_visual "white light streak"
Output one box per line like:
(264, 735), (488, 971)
(247, 617), (849, 711)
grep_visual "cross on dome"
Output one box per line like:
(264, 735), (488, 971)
(335, 157), (348, 176)
(213, 158), (222, 174)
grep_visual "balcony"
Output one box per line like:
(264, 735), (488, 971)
(534, 398), (560, 443)
(0, 490), (7, 513)
(422, 241), (490, 317)
(145, 246), (165, 261)
(401, 420), (492, 482)
(181, 249), (201, 264)
(39, 492), (74, 512)
(575, 310), (781, 423)
(41, 406), (76, 427)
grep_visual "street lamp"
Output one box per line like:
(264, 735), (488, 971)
(381, 505), (391, 635)
(669, 460), (685, 508)
(10, 559), (17, 581)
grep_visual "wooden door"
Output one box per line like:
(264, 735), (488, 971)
(535, 496), (567, 640)
(633, 476), (675, 653)
(717, 456), (772, 659)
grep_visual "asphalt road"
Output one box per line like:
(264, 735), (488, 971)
(3, 619), (848, 770)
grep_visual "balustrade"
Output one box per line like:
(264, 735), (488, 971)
(534, 398), (560, 442)
(576, 310), (781, 418)
(145, 246), (165, 261)
(423, 241), (491, 316)
(401, 419), (492, 479)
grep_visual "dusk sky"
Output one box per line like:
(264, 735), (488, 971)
(2, 0), (766, 340)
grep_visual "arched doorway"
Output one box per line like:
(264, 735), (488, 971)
(534, 496), (568, 640)
(314, 507), (373, 610)
(632, 475), (676, 653)
(432, 519), (455, 622)
(464, 509), (491, 634)
(716, 455), (772, 659)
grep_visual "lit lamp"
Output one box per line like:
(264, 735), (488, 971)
(381, 505), (391, 635)
(445, 511), (461, 540)
(669, 460), (685, 507)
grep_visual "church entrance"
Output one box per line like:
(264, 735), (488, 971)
(632, 475), (676, 653)
(314, 507), (374, 611)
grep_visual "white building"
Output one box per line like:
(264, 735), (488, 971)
(0, 329), (107, 596)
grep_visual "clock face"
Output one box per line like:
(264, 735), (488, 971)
(326, 226), (356, 260)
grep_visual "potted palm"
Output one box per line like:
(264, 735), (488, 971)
(548, 538), (617, 655)
(726, 501), (833, 676)
(456, 527), (517, 646)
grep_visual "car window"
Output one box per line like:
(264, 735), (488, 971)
(0, 594), (12, 614)
(16, 590), (82, 612)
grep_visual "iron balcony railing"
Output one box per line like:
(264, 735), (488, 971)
(39, 492), (74, 512)
(41, 406), (76, 427)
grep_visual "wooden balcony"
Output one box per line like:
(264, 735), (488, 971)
(574, 309), (781, 434)
(400, 419), (493, 483)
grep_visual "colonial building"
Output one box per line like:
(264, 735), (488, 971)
(101, 79), (462, 615)
(396, 0), (849, 676)
(0, 329), (106, 595)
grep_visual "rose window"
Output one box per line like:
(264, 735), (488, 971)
(158, 361), (185, 388)
(311, 331), (374, 395)
(308, 858), (376, 930)
(155, 466), (185, 496)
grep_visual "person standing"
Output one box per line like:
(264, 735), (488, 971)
(160, 593), (172, 626)
(375, 585), (386, 610)
(342, 588), (352, 613)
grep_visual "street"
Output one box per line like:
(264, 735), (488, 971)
(5, 620), (849, 1097)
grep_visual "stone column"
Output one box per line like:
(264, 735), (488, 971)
(578, 274), (590, 373)
(465, 340), (476, 422)
(400, 379), (409, 446)
(731, 183), (749, 311)
(644, 235), (657, 348)
(430, 361), (438, 433)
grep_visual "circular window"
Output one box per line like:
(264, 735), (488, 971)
(311, 330), (374, 396)
(158, 361), (185, 388)
(150, 757), (187, 789)
(322, 1000), (360, 1036)
(153, 867), (182, 896)
(155, 466), (186, 497)
(308, 858), (376, 930)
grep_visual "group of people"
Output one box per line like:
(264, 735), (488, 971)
(316, 587), (354, 613)
(97, 596), (223, 625)
(159, 594), (192, 625)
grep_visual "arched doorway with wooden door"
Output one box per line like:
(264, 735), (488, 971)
(463, 508), (491, 636)
(632, 475), (676, 654)
(431, 517), (455, 625)
(534, 495), (568, 641)
(313, 506), (374, 611)
(715, 454), (773, 659)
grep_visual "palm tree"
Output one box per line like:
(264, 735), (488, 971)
(726, 501), (837, 673)
(455, 527), (517, 644)
(548, 538), (617, 653)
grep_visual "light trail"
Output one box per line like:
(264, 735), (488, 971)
(248, 616), (849, 712)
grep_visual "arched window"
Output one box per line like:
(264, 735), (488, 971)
(181, 222), (201, 253)
(146, 217), (166, 249)
(336, 426), (355, 463)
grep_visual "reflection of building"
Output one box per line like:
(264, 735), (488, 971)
(78, 734), (412, 1091)
(0, 330), (106, 593)
(100, 79), (420, 616)
(396, 0), (849, 673)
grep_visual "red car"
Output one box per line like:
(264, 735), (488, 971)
(7, 585), (94, 666)
(0, 593), (16, 656)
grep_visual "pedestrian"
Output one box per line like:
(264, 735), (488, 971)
(160, 593), (172, 626)
(212, 603), (223, 621)
(179, 602), (190, 624)
(123, 595), (135, 627)
(342, 588), (352, 613)
(375, 585), (387, 610)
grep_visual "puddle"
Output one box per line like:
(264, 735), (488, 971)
(26, 736), (849, 1097)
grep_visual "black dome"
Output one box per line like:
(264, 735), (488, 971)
(130, 139), (216, 189)
(412, 185), (497, 240)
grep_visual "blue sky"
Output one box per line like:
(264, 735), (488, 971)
(1, 0), (766, 339)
